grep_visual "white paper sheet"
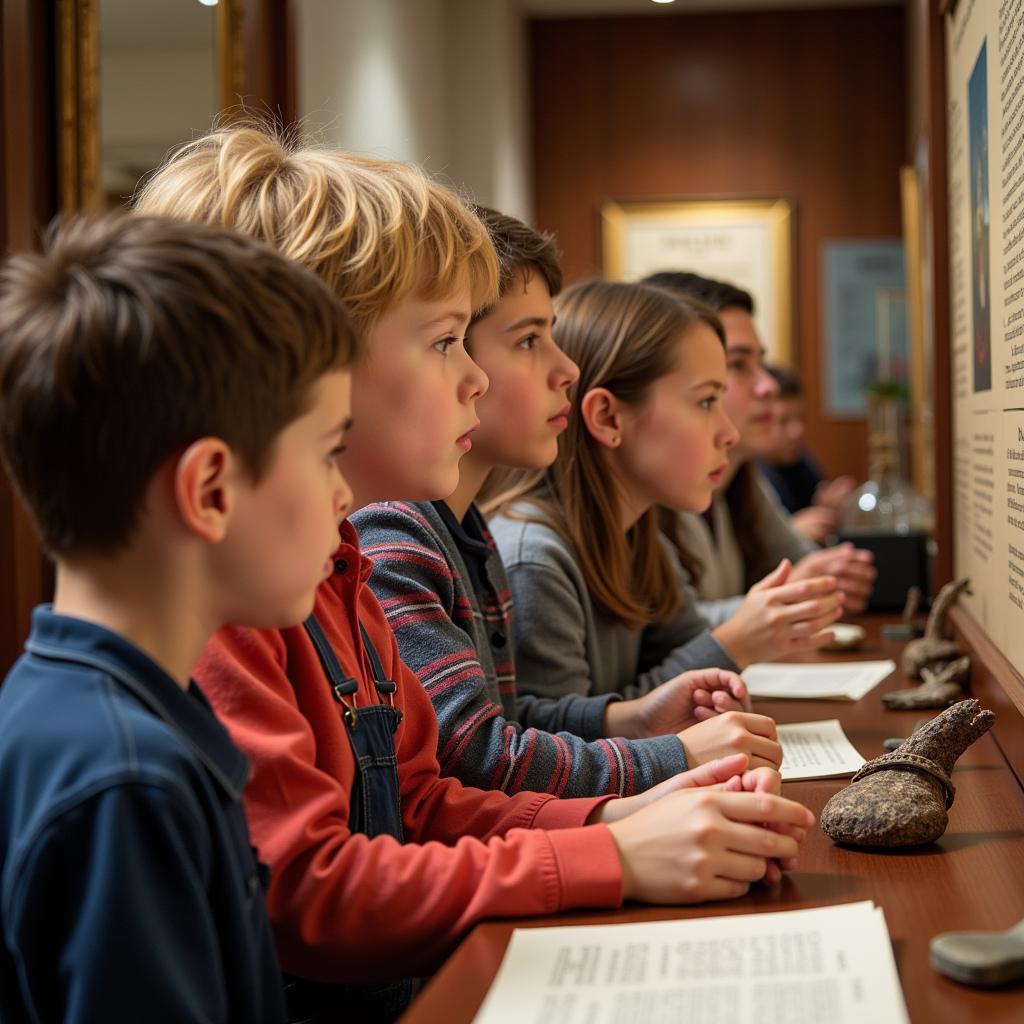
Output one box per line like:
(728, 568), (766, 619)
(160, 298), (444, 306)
(472, 901), (908, 1024)
(776, 719), (866, 781)
(742, 659), (895, 701)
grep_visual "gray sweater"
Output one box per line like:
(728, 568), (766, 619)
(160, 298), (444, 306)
(679, 471), (815, 627)
(488, 505), (739, 704)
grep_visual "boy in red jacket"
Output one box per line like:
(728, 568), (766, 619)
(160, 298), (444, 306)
(136, 126), (815, 1023)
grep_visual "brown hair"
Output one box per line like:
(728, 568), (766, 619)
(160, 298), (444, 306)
(644, 269), (765, 574)
(0, 213), (359, 557)
(642, 270), (755, 315)
(485, 279), (723, 630)
(133, 123), (499, 334)
(471, 207), (562, 323)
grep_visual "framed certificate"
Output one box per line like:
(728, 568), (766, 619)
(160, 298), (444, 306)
(600, 197), (795, 365)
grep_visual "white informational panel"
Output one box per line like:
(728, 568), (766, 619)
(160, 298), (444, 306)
(947, 0), (1024, 663)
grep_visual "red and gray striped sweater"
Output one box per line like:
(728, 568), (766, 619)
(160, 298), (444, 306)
(352, 500), (688, 797)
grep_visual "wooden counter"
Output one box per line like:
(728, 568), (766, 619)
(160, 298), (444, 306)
(402, 618), (1024, 1023)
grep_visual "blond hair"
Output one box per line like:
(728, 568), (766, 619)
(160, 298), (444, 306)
(485, 279), (724, 631)
(134, 123), (498, 333)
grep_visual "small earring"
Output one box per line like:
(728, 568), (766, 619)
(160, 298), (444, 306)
(610, 436), (621, 447)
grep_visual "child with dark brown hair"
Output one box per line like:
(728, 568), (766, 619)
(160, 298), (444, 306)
(0, 214), (360, 1023)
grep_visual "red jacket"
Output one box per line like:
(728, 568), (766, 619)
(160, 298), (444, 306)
(196, 522), (623, 982)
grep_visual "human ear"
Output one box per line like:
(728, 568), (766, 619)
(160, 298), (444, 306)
(173, 438), (235, 544)
(580, 387), (624, 448)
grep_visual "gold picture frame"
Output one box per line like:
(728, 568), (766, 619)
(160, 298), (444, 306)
(57, 0), (246, 212)
(600, 197), (795, 366)
(901, 164), (933, 501)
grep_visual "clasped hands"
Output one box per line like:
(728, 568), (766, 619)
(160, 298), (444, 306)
(603, 667), (782, 772)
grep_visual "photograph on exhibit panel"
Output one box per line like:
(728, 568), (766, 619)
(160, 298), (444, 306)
(969, 39), (991, 393)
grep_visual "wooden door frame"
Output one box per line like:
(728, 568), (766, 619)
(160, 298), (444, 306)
(1, 0), (57, 675)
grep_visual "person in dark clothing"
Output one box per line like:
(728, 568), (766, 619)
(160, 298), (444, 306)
(760, 364), (856, 544)
(0, 214), (360, 1023)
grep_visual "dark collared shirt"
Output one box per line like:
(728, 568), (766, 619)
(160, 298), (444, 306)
(759, 452), (825, 514)
(0, 606), (286, 1023)
(432, 499), (492, 598)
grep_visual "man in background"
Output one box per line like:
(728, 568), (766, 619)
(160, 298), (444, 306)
(760, 364), (856, 544)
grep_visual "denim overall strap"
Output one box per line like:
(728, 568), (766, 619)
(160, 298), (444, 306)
(282, 614), (411, 1024)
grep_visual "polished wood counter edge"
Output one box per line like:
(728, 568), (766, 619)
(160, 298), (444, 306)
(950, 605), (1024, 789)
(402, 617), (1024, 1024)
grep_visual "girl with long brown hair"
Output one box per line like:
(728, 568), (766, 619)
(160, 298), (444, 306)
(486, 280), (844, 727)
(644, 270), (876, 623)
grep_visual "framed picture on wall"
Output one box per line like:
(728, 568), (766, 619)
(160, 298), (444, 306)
(600, 198), (795, 365)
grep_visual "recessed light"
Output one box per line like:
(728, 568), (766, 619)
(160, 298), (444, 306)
(197, 0), (218, 7)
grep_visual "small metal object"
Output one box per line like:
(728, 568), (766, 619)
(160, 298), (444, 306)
(882, 623), (923, 640)
(931, 918), (1024, 987)
(883, 718), (932, 751)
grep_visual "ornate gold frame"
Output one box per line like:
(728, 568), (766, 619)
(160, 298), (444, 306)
(57, 0), (245, 211)
(601, 197), (795, 366)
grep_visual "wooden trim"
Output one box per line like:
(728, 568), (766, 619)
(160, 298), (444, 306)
(901, 165), (931, 499)
(951, 605), (1024, 787)
(1, 0), (55, 674)
(242, 0), (297, 125)
(929, 4), (953, 589)
(219, 0), (246, 115)
(56, 0), (99, 211)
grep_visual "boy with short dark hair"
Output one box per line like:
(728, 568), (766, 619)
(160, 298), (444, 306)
(0, 214), (360, 1023)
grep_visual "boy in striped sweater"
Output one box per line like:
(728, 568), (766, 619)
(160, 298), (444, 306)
(353, 210), (782, 797)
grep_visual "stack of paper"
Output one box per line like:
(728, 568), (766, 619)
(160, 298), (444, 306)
(473, 901), (908, 1024)
(776, 719), (866, 781)
(742, 659), (895, 701)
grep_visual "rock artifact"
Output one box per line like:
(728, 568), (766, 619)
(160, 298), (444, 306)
(882, 655), (971, 710)
(931, 917), (1024, 987)
(901, 578), (972, 679)
(820, 699), (994, 847)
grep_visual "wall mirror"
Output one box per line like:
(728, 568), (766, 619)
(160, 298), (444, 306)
(58, 0), (244, 211)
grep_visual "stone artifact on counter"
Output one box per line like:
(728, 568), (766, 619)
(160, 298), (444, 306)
(820, 699), (994, 847)
(931, 917), (1024, 987)
(882, 655), (971, 710)
(901, 577), (972, 679)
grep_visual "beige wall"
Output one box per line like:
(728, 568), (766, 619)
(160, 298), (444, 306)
(101, 49), (216, 197)
(295, 0), (531, 220)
